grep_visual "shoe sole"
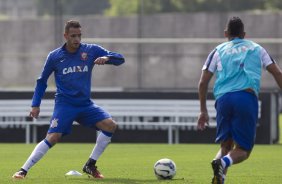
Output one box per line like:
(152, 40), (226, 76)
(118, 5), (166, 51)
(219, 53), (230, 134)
(84, 171), (104, 179)
(12, 176), (25, 179)
(212, 176), (223, 184)
(86, 174), (104, 179)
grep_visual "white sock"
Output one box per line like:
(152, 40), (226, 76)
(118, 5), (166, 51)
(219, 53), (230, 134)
(90, 132), (111, 161)
(21, 140), (51, 171)
(220, 159), (226, 168)
(221, 154), (233, 169)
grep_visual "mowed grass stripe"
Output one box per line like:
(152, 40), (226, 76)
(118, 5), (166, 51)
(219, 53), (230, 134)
(1, 143), (282, 184)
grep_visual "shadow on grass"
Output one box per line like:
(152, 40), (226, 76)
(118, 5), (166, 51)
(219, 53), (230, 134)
(67, 177), (186, 184)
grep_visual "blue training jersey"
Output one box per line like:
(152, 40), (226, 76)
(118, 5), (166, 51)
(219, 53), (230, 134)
(31, 43), (125, 107)
(202, 38), (275, 99)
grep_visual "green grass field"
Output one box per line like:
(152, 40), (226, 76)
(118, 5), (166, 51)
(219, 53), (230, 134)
(1, 143), (282, 184)
(279, 114), (282, 144)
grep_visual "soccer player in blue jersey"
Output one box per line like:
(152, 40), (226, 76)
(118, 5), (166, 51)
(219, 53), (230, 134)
(197, 17), (282, 184)
(12, 20), (125, 179)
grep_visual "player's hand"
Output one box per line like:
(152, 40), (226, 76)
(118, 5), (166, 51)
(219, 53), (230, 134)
(94, 56), (109, 65)
(197, 112), (209, 131)
(30, 107), (40, 119)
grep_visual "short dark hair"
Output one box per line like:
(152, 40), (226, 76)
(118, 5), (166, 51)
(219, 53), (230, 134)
(64, 20), (81, 33)
(225, 17), (244, 37)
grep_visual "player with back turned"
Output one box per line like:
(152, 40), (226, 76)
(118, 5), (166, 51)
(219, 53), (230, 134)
(12, 20), (125, 179)
(197, 16), (282, 184)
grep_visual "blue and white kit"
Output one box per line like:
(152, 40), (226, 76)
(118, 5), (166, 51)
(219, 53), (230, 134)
(31, 43), (125, 135)
(202, 38), (275, 150)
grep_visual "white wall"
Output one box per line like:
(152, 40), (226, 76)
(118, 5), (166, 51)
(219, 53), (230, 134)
(0, 12), (281, 90)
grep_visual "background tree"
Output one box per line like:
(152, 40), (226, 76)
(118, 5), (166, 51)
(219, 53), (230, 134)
(36, 0), (110, 16)
(265, 0), (282, 10)
(104, 0), (139, 16)
(36, 0), (282, 17)
(105, 0), (279, 16)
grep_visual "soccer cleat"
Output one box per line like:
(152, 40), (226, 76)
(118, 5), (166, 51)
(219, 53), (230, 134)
(12, 169), (27, 179)
(83, 165), (104, 179)
(211, 159), (224, 184)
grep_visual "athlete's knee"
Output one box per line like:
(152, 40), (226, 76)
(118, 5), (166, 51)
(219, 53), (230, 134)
(235, 144), (252, 160)
(45, 133), (62, 145)
(107, 119), (117, 133)
(96, 118), (117, 133)
(244, 149), (252, 159)
(221, 139), (234, 154)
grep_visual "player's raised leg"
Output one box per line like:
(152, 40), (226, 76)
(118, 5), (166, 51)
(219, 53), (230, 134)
(211, 140), (234, 183)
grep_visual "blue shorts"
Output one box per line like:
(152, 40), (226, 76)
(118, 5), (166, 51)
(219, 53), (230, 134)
(47, 102), (111, 136)
(215, 91), (258, 151)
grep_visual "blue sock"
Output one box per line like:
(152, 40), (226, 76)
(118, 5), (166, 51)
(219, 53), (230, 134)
(222, 155), (233, 168)
(101, 130), (113, 137)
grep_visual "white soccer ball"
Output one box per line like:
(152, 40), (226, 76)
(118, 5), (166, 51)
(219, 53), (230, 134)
(154, 158), (176, 180)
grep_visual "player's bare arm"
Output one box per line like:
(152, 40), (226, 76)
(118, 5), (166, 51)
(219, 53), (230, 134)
(267, 63), (282, 89)
(30, 107), (40, 119)
(94, 56), (109, 65)
(197, 70), (213, 130)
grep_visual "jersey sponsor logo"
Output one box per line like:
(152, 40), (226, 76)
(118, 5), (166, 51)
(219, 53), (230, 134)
(62, 65), (88, 74)
(81, 52), (88, 61)
(50, 118), (58, 128)
(225, 45), (255, 55)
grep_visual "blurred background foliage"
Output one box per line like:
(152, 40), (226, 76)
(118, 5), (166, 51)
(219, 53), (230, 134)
(36, 0), (282, 17)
